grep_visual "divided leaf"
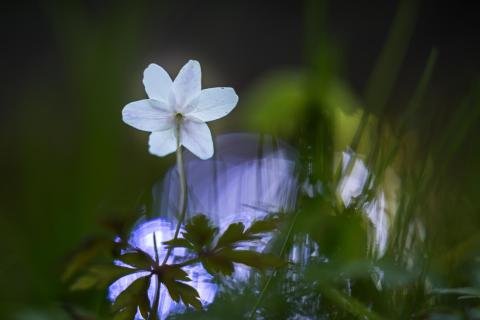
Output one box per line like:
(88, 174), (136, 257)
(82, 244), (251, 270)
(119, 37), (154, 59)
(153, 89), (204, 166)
(182, 214), (218, 250)
(217, 222), (254, 248)
(151, 265), (201, 310)
(70, 264), (137, 291)
(225, 250), (285, 270)
(68, 213), (286, 317)
(112, 275), (151, 319)
(216, 214), (284, 249)
(119, 249), (156, 270)
(155, 265), (191, 283)
(163, 238), (194, 250)
(245, 214), (284, 235)
(163, 280), (203, 311)
(201, 249), (285, 276)
(200, 248), (236, 276)
(171, 214), (286, 277)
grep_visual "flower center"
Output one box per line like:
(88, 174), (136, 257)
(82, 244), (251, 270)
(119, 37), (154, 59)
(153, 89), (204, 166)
(175, 113), (184, 122)
(175, 113), (184, 138)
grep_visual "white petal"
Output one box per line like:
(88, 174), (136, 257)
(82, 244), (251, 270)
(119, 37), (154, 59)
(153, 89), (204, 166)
(122, 99), (175, 132)
(187, 87), (239, 122)
(143, 64), (173, 102)
(172, 60), (201, 110)
(148, 129), (177, 157)
(180, 119), (213, 159)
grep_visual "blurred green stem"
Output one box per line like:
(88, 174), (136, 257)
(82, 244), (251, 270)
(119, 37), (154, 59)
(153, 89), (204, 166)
(248, 209), (300, 319)
(318, 284), (385, 320)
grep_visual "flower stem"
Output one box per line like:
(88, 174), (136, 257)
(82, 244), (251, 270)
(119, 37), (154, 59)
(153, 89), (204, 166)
(150, 275), (160, 320)
(162, 116), (187, 265)
(149, 233), (160, 320)
(150, 117), (188, 319)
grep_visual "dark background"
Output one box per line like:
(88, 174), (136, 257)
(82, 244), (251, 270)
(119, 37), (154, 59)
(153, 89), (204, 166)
(2, 1), (480, 103)
(0, 0), (479, 316)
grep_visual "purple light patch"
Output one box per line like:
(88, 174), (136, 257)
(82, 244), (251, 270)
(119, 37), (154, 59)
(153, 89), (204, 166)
(109, 133), (300, 319)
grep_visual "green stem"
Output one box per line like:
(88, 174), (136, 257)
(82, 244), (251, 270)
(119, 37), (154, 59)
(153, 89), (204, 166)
(150, 275), (160, 320)
(150, 116), (188, 319)
(150, 233), (160, 320)
(153, 233), (159, 263)
(248, 210), (300, 319)
(162, 115), (188, 265)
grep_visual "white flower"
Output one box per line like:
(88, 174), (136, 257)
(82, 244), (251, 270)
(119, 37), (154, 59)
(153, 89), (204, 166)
(122, 60), (239, 159)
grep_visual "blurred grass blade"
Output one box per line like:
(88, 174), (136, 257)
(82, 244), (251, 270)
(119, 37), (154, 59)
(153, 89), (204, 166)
(401, 48), (438, 131)
(318, 283), (385, 320)
(365, 0), (419, 113)
(374, 48), (438, 180)
(351, 0), (419, 152)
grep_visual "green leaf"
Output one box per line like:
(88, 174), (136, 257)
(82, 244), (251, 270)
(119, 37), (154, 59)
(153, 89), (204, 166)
(70, 264), (137, 291)
(138, 286), (151, 319)
(163, 238), (194, 250)
(200, 247), (284, 276)
(215, 215), (284, 250)
(216, 222), (254, 248)
(119, 249), (156, 270)
(112, 275), (151, 313)
(62, 237), (111, 282)
(226, 250), (285, 270)
(176, 282), (203, 310)
(113, 307), (137, 320)
(200, 253), (235, 276)
(89, 265), (138, 287)
(155, 265), (191, 283)
(245, 214), (283, 235)
(69, 274), (98, 291)
(183, 215), (218, 250)
(153, 264), (203, 310)
(163, 280), (202, 311)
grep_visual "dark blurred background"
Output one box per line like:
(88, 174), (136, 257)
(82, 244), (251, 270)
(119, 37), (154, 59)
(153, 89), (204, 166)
(1, 0), (480, 317)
